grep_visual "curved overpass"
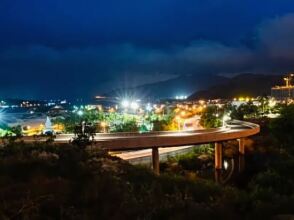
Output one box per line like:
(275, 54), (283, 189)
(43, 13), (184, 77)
(51, 120), (259, 150)
(23, 120), (260, 174)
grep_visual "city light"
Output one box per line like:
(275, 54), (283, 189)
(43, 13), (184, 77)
(146, 103), (152, 111)
(77, 110), (83, 116)
(224, 160), (229, 170)
(222, 114), (231, 127)
(121, 99), (140, 111)
(269, 99), (277, 108)
(175, 115), (182, 131)
(199, 100), (205, 105)
(180, 111), (186, 117)
(175, 95), (187, 100)
(121, 100), (129, 108)
(130, 101), (139, 110)
(101, 121), (107, 133)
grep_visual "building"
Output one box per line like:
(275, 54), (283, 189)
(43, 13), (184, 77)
(271, 86), (294, 100)
(271, 74), (294, 101)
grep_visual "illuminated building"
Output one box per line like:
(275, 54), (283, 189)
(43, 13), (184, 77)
(271, 74), (294, 100)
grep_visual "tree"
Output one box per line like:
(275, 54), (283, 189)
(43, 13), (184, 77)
(270, 104), (294, 152)
(200, 106), (222, 128)
(229, 102), (259, 120)
(146, 112), (176, 131)
(72, 122), (96, 147)
(257, 95), (269, 116)
(111, 118), (139, 132)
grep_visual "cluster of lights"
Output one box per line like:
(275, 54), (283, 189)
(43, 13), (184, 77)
(233, 97), (254, 102)
(121, 100), (140, 110)
(145, 103), (152, 111)
(175, 95), (187, 100)
(268, 99), (277, 108)
(20, 101), (41, 108)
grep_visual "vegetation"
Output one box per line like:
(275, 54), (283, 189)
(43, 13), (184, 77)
(229, 102), (258, 120)
(110, 117), (139, 132)
(0, 142), (227, 219)
(270, 104), (294, 152)
(72, 122), (96, 146)
(0, 104), (294, 219)
(200, 105), (223, 128)
(54, 109), (178, 133)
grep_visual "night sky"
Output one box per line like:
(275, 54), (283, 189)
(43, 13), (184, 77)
(1, 0), (294, 99)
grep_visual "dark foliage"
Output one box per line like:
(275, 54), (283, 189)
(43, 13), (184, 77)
(0, 105), (294, 219)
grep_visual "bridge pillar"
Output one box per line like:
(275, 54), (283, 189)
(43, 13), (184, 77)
(152, 147), (160, 175)
(238, 154), (245, 172)
(215, 142), (222, 169)
(215, 169), (221, 184)
(238, 138), (245, 155)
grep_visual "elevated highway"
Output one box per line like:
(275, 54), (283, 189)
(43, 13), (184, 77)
(22, 120), (260, 174)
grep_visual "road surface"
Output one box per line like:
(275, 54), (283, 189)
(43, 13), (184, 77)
(22, 120), (259, 152)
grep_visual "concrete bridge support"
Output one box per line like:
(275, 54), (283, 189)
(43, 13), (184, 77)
(238, 138), (245, 155)
(215, 142), (223, 170)
(238, 138), (245, 172)
(152, 147), (160, 175)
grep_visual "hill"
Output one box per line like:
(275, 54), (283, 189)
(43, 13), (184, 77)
(106, 74), (228, 99)
(189, 74), (283, 100)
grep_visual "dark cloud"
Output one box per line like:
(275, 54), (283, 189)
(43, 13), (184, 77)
(258, 14), (294, 59)
(0, 42), (254, 98)
(2, 8), (294, 99)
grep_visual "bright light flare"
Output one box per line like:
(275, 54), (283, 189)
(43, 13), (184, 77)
(130, 102), (139, 110)
(224, 160), (229, 170)
(121, 100), (129, 108)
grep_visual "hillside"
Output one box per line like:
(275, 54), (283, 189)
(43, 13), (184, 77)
(189, 74), (283, 100)
(106, 74), (228, 99)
